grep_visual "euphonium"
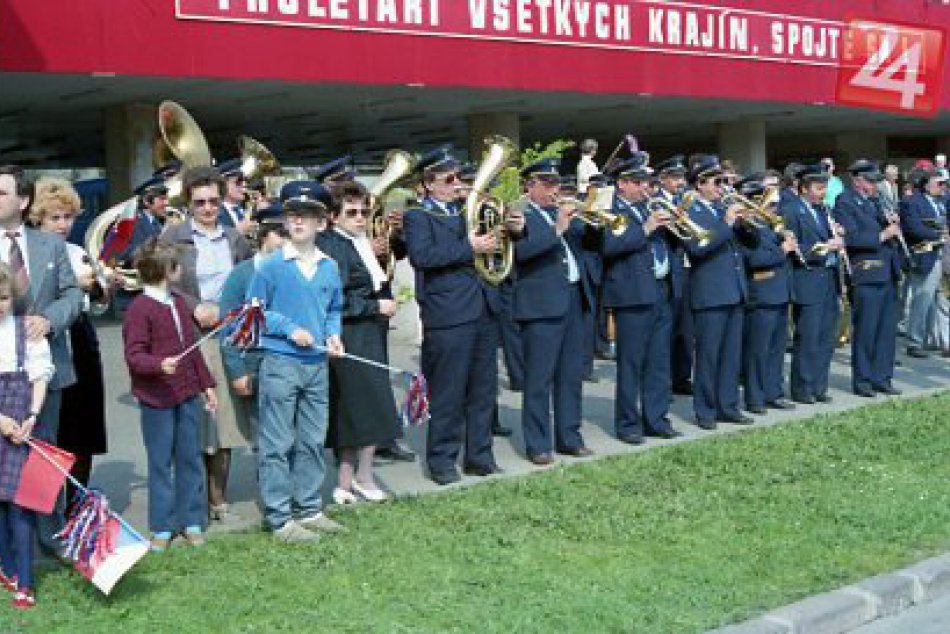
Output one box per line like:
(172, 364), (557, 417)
(465, 135), (516, 285)
(646, 191), (712, 246)
(85, 101), (211, 296)
(368, 149), (415, 279)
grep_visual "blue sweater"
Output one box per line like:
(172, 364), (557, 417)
(246, 246), (343, 365)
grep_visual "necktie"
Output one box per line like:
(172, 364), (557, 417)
(5, 231), (30, 305)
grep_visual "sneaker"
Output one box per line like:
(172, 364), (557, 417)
(12, 587), (35, 609)
(182, 527), (206, 547)
(298, 512), (345, 533)
(150, 532), (173, 553)
(273, 520), (319, 543)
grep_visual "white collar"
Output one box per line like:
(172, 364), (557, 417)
(1, 223), (26, 237)
(283, 242), (329, 263)
(142, 284), (173, 305)
(191, 220), (224, 239)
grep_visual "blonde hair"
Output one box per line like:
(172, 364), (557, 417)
(30, 177), (81, 226)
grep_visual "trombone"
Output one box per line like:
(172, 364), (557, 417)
(646, 191), (712, 246)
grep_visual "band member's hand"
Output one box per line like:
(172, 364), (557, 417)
(505, 209), (526, 235)
(880, 224), (901, 242)
(161, 356), (179, 375)
(723, 205), (742, 226)
(290, 328), (315, 348)
(77, 270), (97, 292)
(205, 388), (218, 413)
(469, 231), (497, 254)
(372, 236), (389, 257)
(644, 212), (670, 235)
(231, 375), (253, 397)
(194, 303), (220, 329)
(832, 222), (847, 237)
(377, 299), (398, 317)
(828, 237), (846, 251)
(25, 316), (51, 341)
(325, 335), (345, 358)
(387, 209), (404, 231)
(782, 234), (799, 254)
(237, 218), (258, 237)
(555, 203), (574, 235)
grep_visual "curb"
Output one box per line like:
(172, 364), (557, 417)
(708, 553), (950, 634)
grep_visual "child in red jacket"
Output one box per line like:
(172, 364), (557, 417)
(122, 240), (217, 552)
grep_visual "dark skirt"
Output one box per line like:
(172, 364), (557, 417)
(327, 318), (401, 450)
(58, 314), (108, 456)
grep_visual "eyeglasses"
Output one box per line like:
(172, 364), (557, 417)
(435, 174), (458, 184)
(712, 178), (728, 186)
(192, 197), (221, 208)
(344, 208), (372, 218)
(535, 176), (561, 186)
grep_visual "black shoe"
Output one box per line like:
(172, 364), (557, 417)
(491, 424), (513, 438)
(557, 446), (595, 457)
(792, 395), (816, 405)
(766, 399), (796, 410)
(646, 428), (682, 439)
(720, 414), (754, 425)
(854, 387), (876, 397)
(746, 406), (767, 415)
(907, 347), (929, 359)
(815, 394), (832, 404)
(463, 463), (504, 477)
(430, 469), (461, 486)
(874, 384), (902, 396)
(617, 433), (645, 445)
(377, 444), (416, 462)
(696, 419), (717, 430)
(672, 381), (694, 396)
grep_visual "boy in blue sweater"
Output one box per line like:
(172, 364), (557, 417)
(247, 181), (345, 543)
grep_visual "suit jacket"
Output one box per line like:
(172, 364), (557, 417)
(833, 188), (901, 285)
(899, 192), (946, 274)
(217, 203), (244, 229)
(24, 228), (83, 390)
(741, 224), (792, 307)
(160, 220), (253, 313)
(601, 195), (667, 308)
(682, 198), (754, 310)
(403, 198), (499, 329)
(316, 229), (390, 321)
(779, 193), (840, 305)
(878, 180), (899, 214)
(512, 202), (592, 321)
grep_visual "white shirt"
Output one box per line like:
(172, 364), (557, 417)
(0, 223), (30, 275)
(283, 243), (330, 281)
(0, 315), (54, 382)
(143, 284), (183, 343)
(334, 228), (388, 292)
(577, 156), (600, 194)
(66, 242), (101, 313)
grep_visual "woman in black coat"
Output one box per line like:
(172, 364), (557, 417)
(318, 182), (401, 504)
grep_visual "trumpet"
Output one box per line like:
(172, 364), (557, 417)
(722, 188), (785, 230)
(558, 194), (629, 236)
(912, 238), (949, 254)
(646, 192), (712, 246)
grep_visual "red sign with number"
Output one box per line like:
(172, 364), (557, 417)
(837, 20), (947, 117)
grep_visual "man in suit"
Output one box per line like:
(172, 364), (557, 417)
(514, 158), (594, 465)
(900, 168), (948, 358)
(683, 155), (757, 429)
(654, 155), (694, 396)
(780, 164), (844, 405)
(216, 158), (256, 238)
(403, 147), (522, 484)
(737, 176), (796, 414)
(601, 153), (681, 443)
(878, 164), (900, 215)
(834, 160), (903, 397)
(0, 164), (83, 553)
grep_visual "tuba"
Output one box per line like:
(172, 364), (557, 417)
(85, 101), (211, 295)
(369, 149), (415, 279)
(465, 135), (517, 285)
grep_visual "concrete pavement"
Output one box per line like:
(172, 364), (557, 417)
(849, 593), (950, 634)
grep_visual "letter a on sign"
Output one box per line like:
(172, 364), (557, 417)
(836, 19), (946, 117)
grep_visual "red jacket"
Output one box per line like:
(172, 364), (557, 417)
(123, 292), (215, 409)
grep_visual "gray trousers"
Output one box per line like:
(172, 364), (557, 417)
(907, 264), (942, 349)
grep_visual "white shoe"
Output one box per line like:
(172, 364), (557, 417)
(332, 487), (358, 505)
(298, 512), (345, 533)
(352, 481), (388, 503)
(273, 520), (319, 543)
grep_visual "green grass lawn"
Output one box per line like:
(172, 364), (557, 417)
(6, 392), (950, 634)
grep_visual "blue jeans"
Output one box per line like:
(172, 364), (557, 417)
(0, 503), (35, 588)
(257, 353), (329, 530)
(140, 398), (207, 534)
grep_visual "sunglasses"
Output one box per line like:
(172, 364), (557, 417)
(535, 176), (561, 186)
(192, 197), (221, 208)
(344, 208), (372, 218)
(712, 178), (728, 186)
(434, 174), (458, 184)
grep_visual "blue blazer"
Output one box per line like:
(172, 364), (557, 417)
(403, 198), (499, 329)
(833, 188), (901, 285)
(513, 202), (592, 321)
(218, 203), (243, 229)
(601, 195), (674, 308)
(742, 225), (792, 307)
(779, 193), (840, 306)
(899, 192), (945, 273)
(682, 198), (753, 310)
(116, 209), (163, 266)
